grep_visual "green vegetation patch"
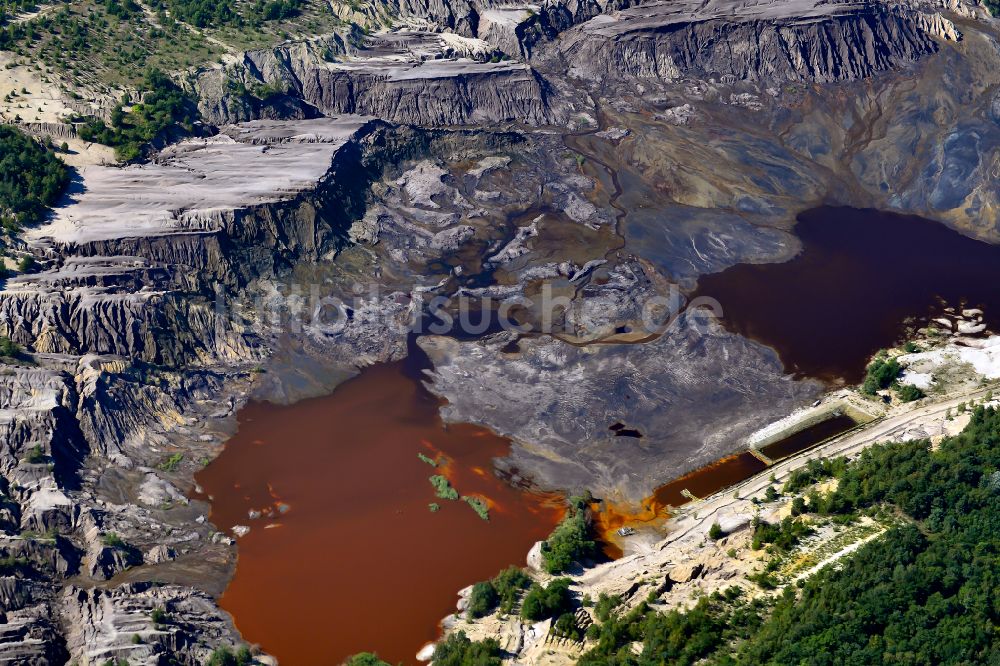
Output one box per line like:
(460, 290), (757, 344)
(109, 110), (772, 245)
(417, 452), (439, 467)
(783, 456), (845, 494)
(429, 474), (459, 500)
(861, 353), (901, 395)
(540, 494), (596, 574)
(462, 495), (489, 521)
(345, 653), (390, 666)
(0, 1), (221, 88)
(0, 124), (68, 232)
(0, 336), (18, 358)
(78, 68), (199, 161)
(205, 646), (253, 666)
(466, 565), (532, 619)
(22, 444), (46, 464)
(750, 514), (813, 552)
(521, 577), (574, 621)
(157, 451), (184, 472)
(896, 383), (926, 402)
(580, 588), (767, 666)
(431, 631), (502, 666)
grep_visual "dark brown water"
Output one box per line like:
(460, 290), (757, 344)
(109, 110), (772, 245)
(196, 358), (563, 666)
(760, 413), (858, 461)
(692, 207), (1000, 383)
(649, 452), (768, 508)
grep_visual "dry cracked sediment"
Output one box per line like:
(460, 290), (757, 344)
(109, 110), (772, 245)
(2, 0), (1000, 661)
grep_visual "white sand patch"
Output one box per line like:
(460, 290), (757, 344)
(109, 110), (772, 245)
(900, 336), (1000, 381)
(900, 370), (934, 389)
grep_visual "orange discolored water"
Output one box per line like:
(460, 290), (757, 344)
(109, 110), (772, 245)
(195, 359), (564, 666)
(593, 452), (771, 547)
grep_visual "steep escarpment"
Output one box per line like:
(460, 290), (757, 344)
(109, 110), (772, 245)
(554, 0), (958, 84)
(195, 31), (566, 127)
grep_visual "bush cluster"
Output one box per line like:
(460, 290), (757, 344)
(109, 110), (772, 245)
(0, 125), (68, 232)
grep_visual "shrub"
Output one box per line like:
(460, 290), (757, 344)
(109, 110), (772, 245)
(0, 125), (68, 230)
(554, 612), (582, 640)
(345, 653), (390, 666)
(16, 255), (34, 273)
(750, 516), (813, 552)
(77, 69), (199, 161)
(492, 565), (531, 614)
(0, 336), (18, 358)
(205, 646), (252, 666)
(708, 522), (724, 540)
(466, 581), (499, 619)
(896, 384), (925, 402)
(0, 556), (30, 576)
(429, 475), (458, 500)
(157, 452), (183, 472)
(431, 631), (502, 666)
(541, 496), (596, 574)
(102, 532), (126, 549)
(783, 457), (845, 493)
(594, 592), (621, 622)
(462, 495), (489, 521)
(23, 444), (45, 464)
(465, 566), (532, 618)
(522, 578), (574, 621)
(861, 356), (901, 395)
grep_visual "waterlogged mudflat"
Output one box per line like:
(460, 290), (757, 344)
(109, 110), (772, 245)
(196, 360), (563, 665)
(693, 207), (1000, 382)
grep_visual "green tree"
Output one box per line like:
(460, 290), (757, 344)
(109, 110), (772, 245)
(0, 125), (69, 231)
(431, 631), (502, 666)
(541, 495), (597, 574)
(521, 578), (574, 621)
(345, 653), (390, 666)
(466, 581), (499, 619)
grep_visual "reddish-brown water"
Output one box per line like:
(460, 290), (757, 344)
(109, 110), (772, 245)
(692, 207), (1000, 383)
(649, 452), (768, 508)
(196, 359), (563, 666)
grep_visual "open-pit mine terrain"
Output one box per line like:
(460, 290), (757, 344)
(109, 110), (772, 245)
(3, 0), (1000, 663)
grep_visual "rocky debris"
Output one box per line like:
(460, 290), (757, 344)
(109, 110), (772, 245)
(595, 127), (629, 141)
(488, 219), (539, 265)
(62, 583), (244, 665)
(137, 473), (189, 508)
(144, 544), (177, 565)
(654, 103), (695, 125)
